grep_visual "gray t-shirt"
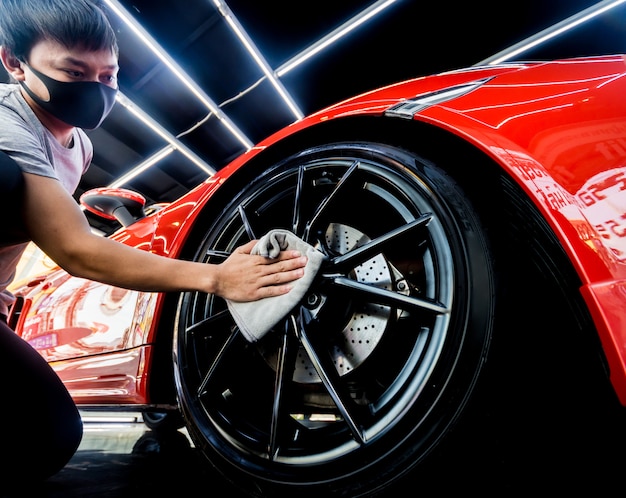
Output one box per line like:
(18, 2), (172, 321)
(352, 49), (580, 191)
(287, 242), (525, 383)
(0, 84), (93, 316)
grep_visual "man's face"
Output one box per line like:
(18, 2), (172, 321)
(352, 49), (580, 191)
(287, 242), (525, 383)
(23, 38), (119, 103)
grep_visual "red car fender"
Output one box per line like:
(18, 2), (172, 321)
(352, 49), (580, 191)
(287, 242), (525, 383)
(415, 105), (626, 402)
(403, 57), (626, 402)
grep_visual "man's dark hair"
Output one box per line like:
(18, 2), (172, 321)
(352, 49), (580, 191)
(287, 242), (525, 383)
(0, 0), (118, 60)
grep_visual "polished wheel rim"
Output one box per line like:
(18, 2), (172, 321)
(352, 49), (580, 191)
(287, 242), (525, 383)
(175, 146), (462, 474)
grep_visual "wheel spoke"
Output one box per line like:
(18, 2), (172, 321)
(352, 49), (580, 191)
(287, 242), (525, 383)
(188, 311), (240, 397)
(196, 329), (239, 397)
(186, 308), (231, 336)
(328, 214), (432, 273)
(298, 308), (370, 445)
(238, 205), (257, 240)
(302, 160), (360, 240)
(329, 276), (449, 314)
(291, 164), (305, 234)
(268, 317), (300, 459)
(204, 249), (231, 260)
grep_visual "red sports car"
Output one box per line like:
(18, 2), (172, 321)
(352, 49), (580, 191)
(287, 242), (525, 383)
(9, 54), (626, 496)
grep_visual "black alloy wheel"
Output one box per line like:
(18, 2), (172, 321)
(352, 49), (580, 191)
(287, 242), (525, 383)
(173, 142), (496, 497)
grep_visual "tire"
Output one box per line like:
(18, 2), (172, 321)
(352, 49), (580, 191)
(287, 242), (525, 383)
(173, 142), (496, 497)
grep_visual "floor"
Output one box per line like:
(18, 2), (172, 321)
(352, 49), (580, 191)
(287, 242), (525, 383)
(6, 411), (248, 498)
(5, 390), (625, 498)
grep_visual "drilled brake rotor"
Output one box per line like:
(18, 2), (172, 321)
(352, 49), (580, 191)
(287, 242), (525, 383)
(262, 223), (401, 383)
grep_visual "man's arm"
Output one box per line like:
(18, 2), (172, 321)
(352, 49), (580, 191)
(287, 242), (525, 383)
(21, 173), (307, 302)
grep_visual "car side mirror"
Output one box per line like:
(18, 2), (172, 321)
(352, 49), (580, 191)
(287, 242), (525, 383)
(80, 187), (147, 227)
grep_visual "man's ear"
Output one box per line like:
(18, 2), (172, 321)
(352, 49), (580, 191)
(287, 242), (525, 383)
(0, 47), (25, 82)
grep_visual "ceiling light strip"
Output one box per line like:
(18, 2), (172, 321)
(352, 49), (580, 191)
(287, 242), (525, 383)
(276, 0), (399, 77)
(108, 146), (176, 188)
(116, 92), (216, 175)
(104, 0), (254, 149)
(211, 0), (303, 119)
(477, 0), (626, 65)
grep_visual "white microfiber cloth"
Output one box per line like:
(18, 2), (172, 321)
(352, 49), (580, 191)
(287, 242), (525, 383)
(226, 229), (327, 342)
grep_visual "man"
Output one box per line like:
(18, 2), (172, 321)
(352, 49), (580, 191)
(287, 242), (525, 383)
(0, 0), (306, 484)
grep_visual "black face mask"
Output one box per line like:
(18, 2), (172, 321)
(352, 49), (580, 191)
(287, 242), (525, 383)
(19, 63), (118, 130)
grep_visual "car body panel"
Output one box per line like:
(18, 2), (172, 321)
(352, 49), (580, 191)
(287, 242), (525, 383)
(413, 57), (626, 401)
(9, 54), (626, 405)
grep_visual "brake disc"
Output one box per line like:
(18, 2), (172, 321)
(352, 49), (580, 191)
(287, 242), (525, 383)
(262, 223), (405, 383)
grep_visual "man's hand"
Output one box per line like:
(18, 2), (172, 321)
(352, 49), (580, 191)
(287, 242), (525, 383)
(212, 240), (308, 302)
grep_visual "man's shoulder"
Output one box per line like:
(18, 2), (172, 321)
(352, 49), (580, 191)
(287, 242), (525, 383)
(0, 85), (39, 134)
(0, 84), (25, 114)
(0, 83), (20, 99)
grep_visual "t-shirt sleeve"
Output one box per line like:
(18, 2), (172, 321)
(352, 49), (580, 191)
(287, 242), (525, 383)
(0, 105), (58, 180)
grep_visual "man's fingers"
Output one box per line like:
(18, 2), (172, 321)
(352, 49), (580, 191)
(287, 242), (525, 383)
(264, 254), (307, 270)
(273, 249), (303, 261)
(269, 266), (305, 284)
(255, 256), (306, 289)
(263, 283), (293, 298)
